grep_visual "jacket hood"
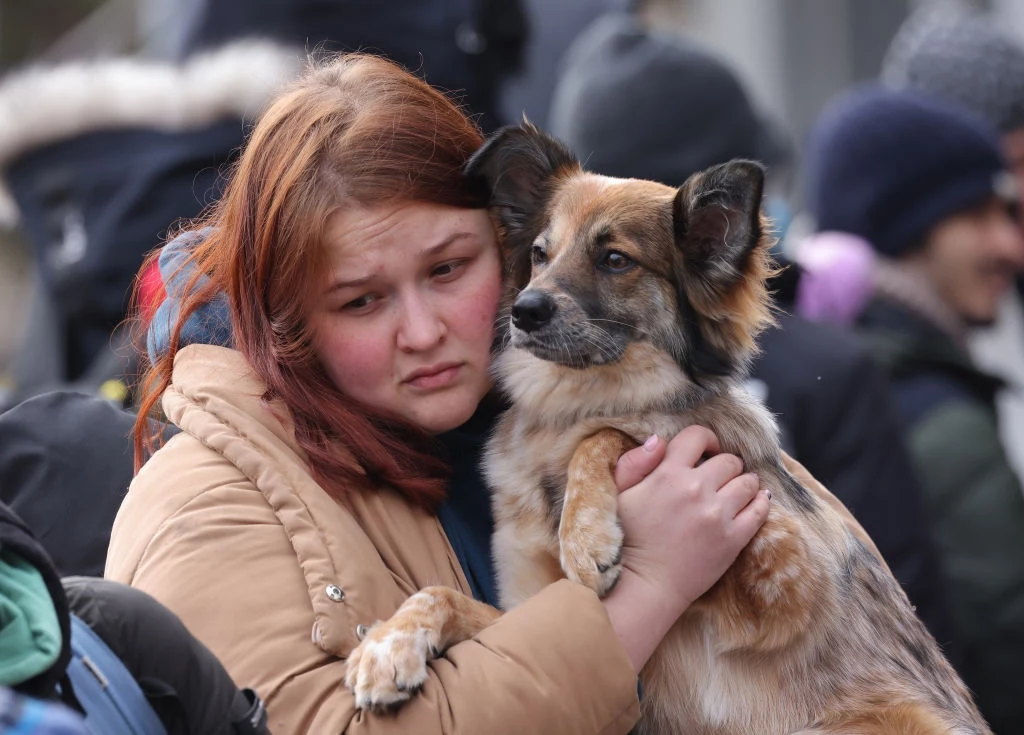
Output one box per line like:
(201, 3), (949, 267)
(165, 344), (304, 462)
(146, 228), (233, 364)
(0, 40), (303, 225)
(157, 344), (449, 661)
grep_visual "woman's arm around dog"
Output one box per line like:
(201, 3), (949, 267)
(606, 426), (771, 673)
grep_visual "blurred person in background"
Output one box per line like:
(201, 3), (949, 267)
(0, 390), (180, 578)
(0, 1), (531, 601)
(0, 42), (300, 407)
(0, 0), (526, 410)
(500, 0), (626, 128)
(804, 85), (1024, 733)
(884, 0), (1024, 483)
(547, 9), (955, 651)
(173, 0), (527, 134)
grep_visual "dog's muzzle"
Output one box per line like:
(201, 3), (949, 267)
(511, 289), (557, 333)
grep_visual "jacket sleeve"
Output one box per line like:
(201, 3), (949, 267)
(795, 348), (955, 649)
(907, 399), (1024, 733)
(108, 473), (640, 735)
(311, 581), (641, 735)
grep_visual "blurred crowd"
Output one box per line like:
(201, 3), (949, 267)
(1, 0), (1024, 732)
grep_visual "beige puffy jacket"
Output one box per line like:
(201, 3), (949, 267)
(105, 345), (642, 734)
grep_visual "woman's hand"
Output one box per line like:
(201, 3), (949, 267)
(601, 426), (770, 673)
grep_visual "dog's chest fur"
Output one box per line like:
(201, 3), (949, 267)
(483, 344), (786, 605)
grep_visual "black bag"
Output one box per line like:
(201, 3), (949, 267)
(63, 578), (271, 735)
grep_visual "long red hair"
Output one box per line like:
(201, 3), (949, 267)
(133, 53), (489, 509)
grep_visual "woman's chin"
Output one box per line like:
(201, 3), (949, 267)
(403, 387), (485, 435)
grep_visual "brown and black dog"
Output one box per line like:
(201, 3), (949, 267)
(344, 123), (990, 734)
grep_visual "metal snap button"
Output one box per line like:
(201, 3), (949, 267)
(356, 624), (370, 640)
(325, 584), (344, 602)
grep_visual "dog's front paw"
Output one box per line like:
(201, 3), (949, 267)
(559, 508), (624, 597)
(344, 620), (441, 712)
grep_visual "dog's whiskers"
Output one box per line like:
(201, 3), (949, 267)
(588, 318), (629, 327)
(577, 329), (620, 361)
(585, 317), (648, 337)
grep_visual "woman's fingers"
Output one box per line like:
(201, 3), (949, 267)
(717, 471), (763, 518)
(732, 485), (772, 537)
(694, 453), (746, 495)
(614, 435), (666, 492)
(664, 425), (722, 467)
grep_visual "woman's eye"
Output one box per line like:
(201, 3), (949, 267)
(531, 245), (548, 266)
(432, 260), (466, 279)
(600, 250), (635, 273)
(341, 293), (378, 312)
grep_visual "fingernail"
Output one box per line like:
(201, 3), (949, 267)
(763, 488), (772, 500)
(643, 434), (659, 452)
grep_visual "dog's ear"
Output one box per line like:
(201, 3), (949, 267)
(672, 159), (765, 289)
(670, 160), (774, 381)
(465, 121), (579, 286)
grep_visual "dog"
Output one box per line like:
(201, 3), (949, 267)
(343, 122), (990, 735)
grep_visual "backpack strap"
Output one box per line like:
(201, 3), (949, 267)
(62, 615), (167, 735)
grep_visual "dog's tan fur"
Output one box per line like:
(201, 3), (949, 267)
(343, 123), (990, 734)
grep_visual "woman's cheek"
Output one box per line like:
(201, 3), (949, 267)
(469, 262), (504, 331)
(320, 329), (389, 395)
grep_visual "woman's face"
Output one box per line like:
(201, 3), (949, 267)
(311, 200), (503, 434)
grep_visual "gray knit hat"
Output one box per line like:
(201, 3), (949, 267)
(548, 13), (786, 186)
(883, 0), (1024, 132)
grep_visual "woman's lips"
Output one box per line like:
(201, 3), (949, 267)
(404, 362), (463, 390)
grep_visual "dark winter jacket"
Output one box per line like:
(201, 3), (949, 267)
(0, 391), (176, 578)
(175, 0), (528, 133)
(858, 297), (1024, 733)
(0, 42), (300, 392)
(62, 578), (268, 735)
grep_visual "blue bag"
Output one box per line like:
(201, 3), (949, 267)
(61, 615), (166, 735)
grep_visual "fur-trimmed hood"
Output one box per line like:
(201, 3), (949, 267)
(0, 40), (303, 225)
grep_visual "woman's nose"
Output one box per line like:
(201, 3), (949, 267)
(396, 293), (446, 352)
(996, 216), (1024, 269)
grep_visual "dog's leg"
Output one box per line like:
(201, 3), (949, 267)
(344, 586), (500, 711)
(559, 428), (638, 597)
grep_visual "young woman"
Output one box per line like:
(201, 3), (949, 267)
(105, 53), (786, 734)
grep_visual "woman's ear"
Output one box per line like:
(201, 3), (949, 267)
(464, 120), (579, 264)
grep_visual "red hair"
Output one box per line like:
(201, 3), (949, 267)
(133, 53), (489, 509)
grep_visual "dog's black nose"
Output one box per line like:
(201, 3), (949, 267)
(512, 290), (557, 332)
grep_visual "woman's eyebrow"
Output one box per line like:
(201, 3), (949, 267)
(422, 231), (476, 256)
(327, 231), (478, 293)
(326, 273), (374, 293)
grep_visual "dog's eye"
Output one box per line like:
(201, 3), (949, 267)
(531, 245), (548, 266)
(599, 250), (635, 273)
